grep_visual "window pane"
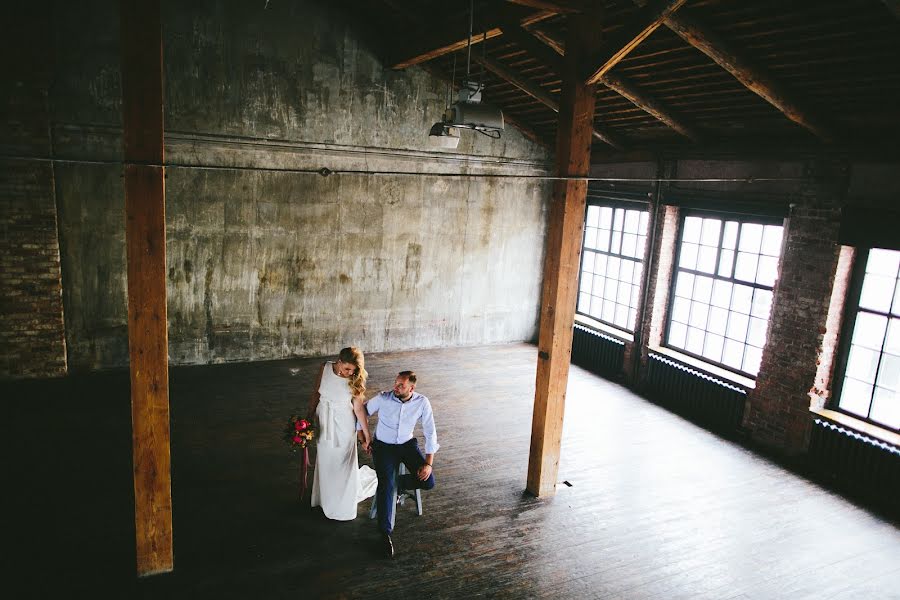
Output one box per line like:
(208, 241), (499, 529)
(585, 227), (598, 250)
(689, 302), (709, 329)
(756, 255), (778, 287)
(586, 205), (600, 228)
(735, 252), (759, 283)
(708, 307), (728, 336)
(613, 208), (625, 232)
(712, 280), (733, 308)
(760, 225), (784, 257)
(610, 230), (622, 254)
(680, 243), (699, 270)
(596, 228), (610, 252)
(580, 272), (593, 293)
(870, 387), (900, 429)
(602, 300), (615, 322)
(608, 256), (621, 280)
(683, 216), (702, 243)
(614, 304), (629, 328)
(595, 253), (607, 275)
(751, 289), (773, 319)
(686, 327), (705, 354)
(628, 308), (637, 329)
(718, 249), (734, 277)
(592, 274), (605, 297)
(632, 263), (643, 284)
(846, 345), (881, 384)
(604, 279), (618, 301)
(630, 284), (641, 309)
(732, 284), (753, 314)
(619, 259), (635, 283)
(617, 283), (631, 305)
(697, 245), (718, 274)
(703, 333), (724, 362)
(639, 211), (649, 234)
(675, 272), (695, 298)
(726, 312), (749, 341)
(894, 280), (900, 317)
(859, 273), (895, 312)
(885, 318), (900, 354)
(747, 317), (768, 348)
(622, 233), (638, 258)
(722, 221), (739, 250)
(739, 223), (763, 253)
(590, 296), (603, 320)
(700, 218), (721, 246)
(723, 339), (744, 369)
(743, 345), (762, 375)
(672, 297), (690, 323)
(839, 377), (873, 418)
(875, 352), (899, 391)
(867, 248), (900, 277)
(636, 235), (647, 259)
(624, 210), (640, 234)
(669, 321), (687, 348)
(599, 206), (613, 229)
(578, 291), (589, 309)
(851, 312), (887, 350)
(694, 276), (714, 304)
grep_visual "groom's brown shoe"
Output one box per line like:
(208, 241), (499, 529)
(382, 534), (394, 559)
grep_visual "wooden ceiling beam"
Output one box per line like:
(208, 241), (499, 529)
(526, 26), (695, 142)
(584, 0), (688, 85)
(656, 6), (835, 141)
(473, 53), (623, 149)
(390, 10), (555, 70)
(506, 0), (585, 13)
(601, 72), (699, 141)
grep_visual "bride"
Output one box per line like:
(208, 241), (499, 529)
(308, 347), (377, 520)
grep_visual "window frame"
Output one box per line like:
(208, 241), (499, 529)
(663, 209), (785, 379)
(576, 199), (650, 335)
(831, 247), (900, 433)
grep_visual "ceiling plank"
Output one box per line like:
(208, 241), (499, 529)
(390, 10), (556, 70)
(584, 0), (688, 85)
(473, 53), (624, 149)
(661, 8), (834, 141)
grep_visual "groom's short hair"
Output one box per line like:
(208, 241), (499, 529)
(398, 370), (417, 384)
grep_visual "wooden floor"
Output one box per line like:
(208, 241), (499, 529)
(5, 343), (900, 599)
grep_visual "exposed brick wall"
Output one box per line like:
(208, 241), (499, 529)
(744, 160), (847, 454)
(0, 160), (68, 379)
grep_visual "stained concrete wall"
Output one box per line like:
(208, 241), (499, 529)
(43, 0), (553, 370)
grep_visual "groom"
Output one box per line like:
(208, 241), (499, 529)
(358, 370), (438, 558)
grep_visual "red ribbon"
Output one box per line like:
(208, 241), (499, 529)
(298, 445), (310, 502)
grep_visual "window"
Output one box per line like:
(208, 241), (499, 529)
(836, 248), (900, 431)
(577, 204), (649, 333)
(665, 213), (784, 377)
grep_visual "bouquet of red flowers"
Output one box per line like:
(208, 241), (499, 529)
(285, 415), (316, 450)
(285, 414), (316, 503)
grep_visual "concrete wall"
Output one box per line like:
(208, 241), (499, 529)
(2, 0), (553, 375)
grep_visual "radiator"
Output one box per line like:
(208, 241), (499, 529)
(809, 418), (900, 508)
(645, 353), (747, 434)
(571, 324), (625, 378)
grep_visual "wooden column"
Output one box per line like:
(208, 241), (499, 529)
(527, 18), (598, 497)
(120, 0), (173, 576)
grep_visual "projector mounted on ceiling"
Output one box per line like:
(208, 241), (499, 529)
(428, 0), (504, 149)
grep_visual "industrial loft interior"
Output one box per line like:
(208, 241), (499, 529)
(2, 1), (899, 598)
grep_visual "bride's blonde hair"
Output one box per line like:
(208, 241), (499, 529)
(338, 346), (367, 398)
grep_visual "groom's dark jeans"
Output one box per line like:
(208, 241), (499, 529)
(372, 438), (435, 534)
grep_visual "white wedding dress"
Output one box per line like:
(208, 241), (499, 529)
(310, 362), (377, 520)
